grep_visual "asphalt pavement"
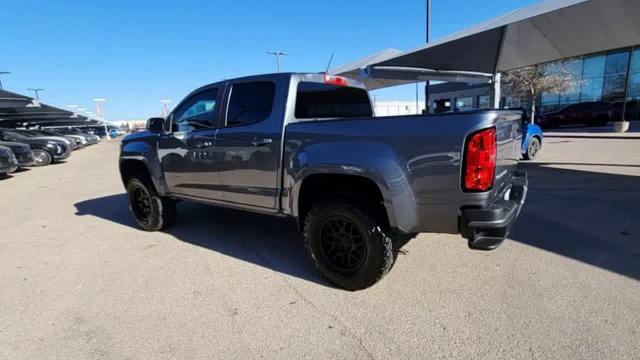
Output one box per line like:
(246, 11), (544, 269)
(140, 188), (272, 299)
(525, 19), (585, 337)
(1, 135), (638, 359)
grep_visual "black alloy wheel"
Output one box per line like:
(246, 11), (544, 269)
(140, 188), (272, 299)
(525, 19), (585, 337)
(132, 186), (153, 222)
(126, 177), (176, 231)
(319, 216), (368, 273)
(303, 200), (395, 291)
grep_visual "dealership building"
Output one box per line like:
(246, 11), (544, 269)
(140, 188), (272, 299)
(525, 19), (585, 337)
(332, 0), (640, 128)
(428, 47), (640, 120)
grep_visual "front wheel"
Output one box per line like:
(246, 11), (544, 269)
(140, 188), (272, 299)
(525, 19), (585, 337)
(126, 177), (176, 231)
(524, 137), (541, 160)
(303, 200), (395, 291)
(31, 149), (53, 166)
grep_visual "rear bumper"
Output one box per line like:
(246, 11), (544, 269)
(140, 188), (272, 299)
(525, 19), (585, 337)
(459, 171), (528, 250)
(54, 152), (71, 161)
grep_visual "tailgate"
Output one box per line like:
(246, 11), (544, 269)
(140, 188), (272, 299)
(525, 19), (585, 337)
(491, 112), (524, 200)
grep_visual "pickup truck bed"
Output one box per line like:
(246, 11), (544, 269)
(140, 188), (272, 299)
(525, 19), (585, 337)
(283, 110), (523, 235)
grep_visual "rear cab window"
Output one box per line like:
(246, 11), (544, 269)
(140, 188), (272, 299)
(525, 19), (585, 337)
(294, 82), (373, 120)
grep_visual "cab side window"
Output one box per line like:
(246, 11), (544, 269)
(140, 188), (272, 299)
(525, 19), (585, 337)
(226, 82), (275, 127)
(172, 88), (219, 132)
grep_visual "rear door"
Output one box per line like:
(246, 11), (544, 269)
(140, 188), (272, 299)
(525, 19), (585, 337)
(211, 77), (286, 209)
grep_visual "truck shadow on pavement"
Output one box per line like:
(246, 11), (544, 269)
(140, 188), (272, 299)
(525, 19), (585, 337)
(74, 194), (328, 286)
(511, 161), (640, 281)
(74, 161), (640, 284)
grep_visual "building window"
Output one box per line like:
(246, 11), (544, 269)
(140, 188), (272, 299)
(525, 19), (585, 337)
(605, 51), (630, 75)
(628, 49), (640, 99)
(433, 99), (451, 113)
(478, 95), (490, 109)
(580, 78), (605, 102)
(583, 55), (606, 78)
(626, 49), (640, 120)
(455, 97), (473, 112)
(601, 51), (630, 104)
(603, 74), (627, 102)
(578, 54), (606, 103)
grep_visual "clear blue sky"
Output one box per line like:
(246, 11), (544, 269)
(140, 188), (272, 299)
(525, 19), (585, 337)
(2, 0), (537, 120)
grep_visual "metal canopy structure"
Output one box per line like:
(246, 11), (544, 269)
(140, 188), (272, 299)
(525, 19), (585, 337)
(0, 91), (32, 108)
(0, 89), (103, 128)
(332, 0), (640, 90)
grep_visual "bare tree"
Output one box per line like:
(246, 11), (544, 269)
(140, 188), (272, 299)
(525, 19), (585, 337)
(502, 63), (581, 123)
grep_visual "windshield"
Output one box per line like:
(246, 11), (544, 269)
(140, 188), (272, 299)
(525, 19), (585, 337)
(8, 130), (32, 138)
(1, 130), (28, 139)
(31, 131), (52, 136)
(295, 82), (373, 119)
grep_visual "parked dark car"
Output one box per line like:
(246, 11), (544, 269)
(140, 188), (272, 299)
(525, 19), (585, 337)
(0, 145), (19, 176)
(82, 126), (107, 138)
(0, 129), (71, 166)
(0, 141), (34, 168)
(10, 129), (78, 150)
(30, 129), (87, 147)
(50, 128), (99, 144)
(537, 102), (613, 128)
(16, 129), (83, 149)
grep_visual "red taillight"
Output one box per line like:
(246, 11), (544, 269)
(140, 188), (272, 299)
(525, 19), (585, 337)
(463, 127), (496, 192)
(323, 74), (348, 86)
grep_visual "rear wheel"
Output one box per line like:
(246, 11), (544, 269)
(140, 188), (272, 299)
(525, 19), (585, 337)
(524, 137), (541, 160)
(31, 149), (52, 166)
(303, 200), (395, 291)
(126, 177), (176, 231)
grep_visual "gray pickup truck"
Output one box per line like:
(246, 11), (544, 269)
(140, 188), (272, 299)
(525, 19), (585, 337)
(119, 73), (528, 290)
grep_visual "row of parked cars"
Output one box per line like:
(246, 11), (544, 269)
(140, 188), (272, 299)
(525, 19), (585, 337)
(0, 127), (102, 177)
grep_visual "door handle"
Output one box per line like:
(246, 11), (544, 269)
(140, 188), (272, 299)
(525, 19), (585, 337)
(194, 140), (213, 149)
(250, 138), (273, 146)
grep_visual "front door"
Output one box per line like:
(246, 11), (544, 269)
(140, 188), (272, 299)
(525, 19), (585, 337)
(212, 80), (283, 209)
(159, 86), (224, 200)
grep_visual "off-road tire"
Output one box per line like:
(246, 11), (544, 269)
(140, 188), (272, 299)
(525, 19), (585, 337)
(303, 200), (395, 291)
(126, 177), (176, 232)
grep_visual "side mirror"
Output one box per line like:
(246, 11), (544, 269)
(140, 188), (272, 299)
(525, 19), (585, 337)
(146, 117), (165, 133)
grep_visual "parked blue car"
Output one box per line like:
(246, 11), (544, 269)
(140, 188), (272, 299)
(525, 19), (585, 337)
(522, 122), (544, 160)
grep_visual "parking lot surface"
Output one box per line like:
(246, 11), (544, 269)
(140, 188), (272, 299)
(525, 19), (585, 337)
(1, 136), (639, 360)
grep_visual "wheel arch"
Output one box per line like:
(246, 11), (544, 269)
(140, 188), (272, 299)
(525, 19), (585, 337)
(119, 157), (165, 195)
(294, 171), (396, 233)
(531, 134), (542, 145)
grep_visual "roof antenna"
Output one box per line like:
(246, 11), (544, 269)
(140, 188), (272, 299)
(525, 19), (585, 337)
(324, 53), (335, 74)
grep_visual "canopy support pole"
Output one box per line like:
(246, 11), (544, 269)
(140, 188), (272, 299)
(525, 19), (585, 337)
(491, 73), (502, 109)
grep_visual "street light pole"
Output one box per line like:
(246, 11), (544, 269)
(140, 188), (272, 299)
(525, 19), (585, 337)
(266, 51), (288, 72)
(424, 0), (431, 114)
(0, 72), (10, 90)
(161, 99), (172, 117)
(93, 97), (109, 140)
(27, 88), (45, 101)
